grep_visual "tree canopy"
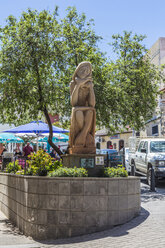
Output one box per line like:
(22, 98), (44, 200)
(0, 7), (164, 154)
(99, 31), (164, 131)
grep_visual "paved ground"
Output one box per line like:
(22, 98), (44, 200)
(1, 179), (165, 248)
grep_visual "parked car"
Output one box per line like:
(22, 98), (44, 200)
(119, 147), (130, 173)
(128, 137), (165, 185)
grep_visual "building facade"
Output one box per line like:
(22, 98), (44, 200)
(95, 129), (132, 151)
(142, 37), (165, 137)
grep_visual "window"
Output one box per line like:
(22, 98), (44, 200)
(119, 140), (124, 150)
(96, 142), (100, 149)
(152, 125), (158, 136)
(150, 141), (165, 153)
(138, 141), (144, 152)
(143, 141), (148, 153)
(136, 132), (140, 137)
(107, 141), (112, 149)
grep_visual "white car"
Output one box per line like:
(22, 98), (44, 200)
(132, 138), (165, 185)
(119, 147), (131, 172)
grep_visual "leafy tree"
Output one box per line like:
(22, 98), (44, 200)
(0, 7), (107, 155)
(0, 8), (163, 156)
(100, 31), (164, 132)
(57, 7), (107, 118)
(0, 8), (65, 155)
(59, 7), (115, 130)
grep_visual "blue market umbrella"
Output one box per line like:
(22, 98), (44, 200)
(33, 134), (69, 143)
(3, 120), (68, 134)
(4, 120), (69, 150)
(0, 133), (24, 143)
(53, 133), (69, 142)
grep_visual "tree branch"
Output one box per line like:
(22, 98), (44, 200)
(43, 106), (63, 156)
(34, 57), (63, 157)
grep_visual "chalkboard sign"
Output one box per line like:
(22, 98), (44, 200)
(80, 158), (95, 168)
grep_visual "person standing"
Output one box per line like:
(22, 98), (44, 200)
(1, 145), (7, 155)
(23, 142), (33, 157)
(14, 147), (22, 156)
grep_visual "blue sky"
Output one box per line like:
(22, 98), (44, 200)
(0, 0), (165, 57)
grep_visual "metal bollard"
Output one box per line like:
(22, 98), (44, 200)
(131, 163), (135, 176)
(106, 152), (109, 167)
(24, 157), (27, 175)
(150, 167), (156, 192)
(14, 156), (16, 174)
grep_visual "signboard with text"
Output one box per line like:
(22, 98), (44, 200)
(110, 134), (120, 139)
(80, 158), (95, 168)
(95, 156), (104, 166)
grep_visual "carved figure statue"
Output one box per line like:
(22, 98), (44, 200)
(69, 61), (96, 154)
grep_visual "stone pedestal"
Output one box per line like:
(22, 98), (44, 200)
(61, 154), (105, 177)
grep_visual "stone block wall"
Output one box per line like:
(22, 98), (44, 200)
(0, 173), (141, 240)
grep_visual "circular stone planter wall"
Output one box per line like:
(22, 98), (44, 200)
(0, 173), (141, 240)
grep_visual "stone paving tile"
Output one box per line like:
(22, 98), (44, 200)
(1, 181), (165, 247)
(0, 211), (37, 247)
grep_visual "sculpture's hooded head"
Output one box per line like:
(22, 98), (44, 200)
(72, 61), (92, 81)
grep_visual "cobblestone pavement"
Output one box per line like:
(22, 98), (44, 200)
(1, 180), (165, 248)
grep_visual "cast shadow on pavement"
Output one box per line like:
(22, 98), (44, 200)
(0, 217), (23, 236)
(37, 207), (149, 246)
(141, 181), (165, 203)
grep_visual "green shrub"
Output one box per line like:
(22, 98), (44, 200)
(48, 167), (88, 177)
(16, 170), (24, 175)
(104, 165), (128, 178)
(27, 150), (63, 176)
(6, 160), (21, 173)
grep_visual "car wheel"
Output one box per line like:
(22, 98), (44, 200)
(131, 161), (136, 176)
(147, 169), (151, 186)
(155, 177), (158, 187)
(147, 168), (158, 187)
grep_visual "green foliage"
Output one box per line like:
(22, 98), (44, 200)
(0, 8), (164, 134)
(16, 170), (25, 175)
(48, 167), (88, 177)
(0, 8), (64, 125)
(104, 165), (128, 178)
(0, 7), (104, 126)
(104, 31), (163, 131)
(6, 160), (21, 173)
(27, 149), (63, 176)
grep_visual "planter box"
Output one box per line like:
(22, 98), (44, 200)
(0, 173), (141, 240)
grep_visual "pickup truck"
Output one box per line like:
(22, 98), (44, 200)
(129, 137), (165, 185)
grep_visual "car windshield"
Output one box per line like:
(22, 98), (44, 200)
(150, 141), (165, 153)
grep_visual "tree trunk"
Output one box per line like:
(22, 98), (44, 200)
(43, 106), (63, 156)
(34, 57), (63, 157)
